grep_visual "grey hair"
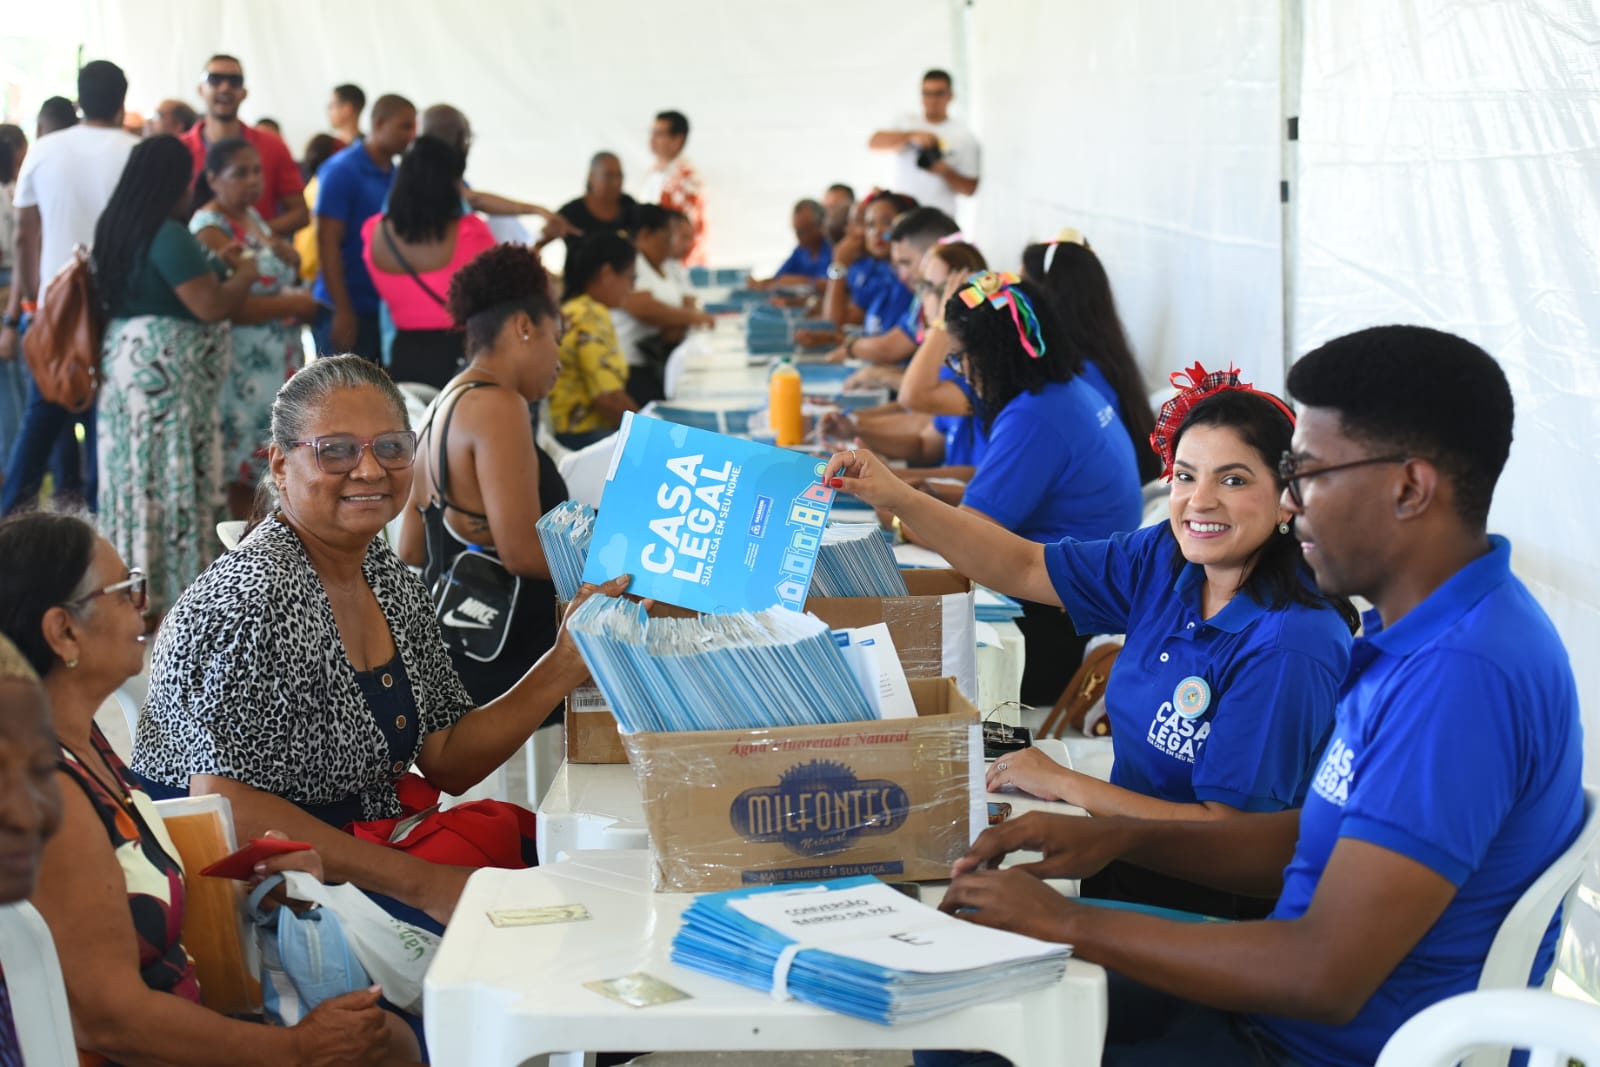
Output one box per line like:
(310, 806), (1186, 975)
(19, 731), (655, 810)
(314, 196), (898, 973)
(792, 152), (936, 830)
(0, 634), (40, 685)
(247, 356), (411, 529)
(269, 355), (409, 451)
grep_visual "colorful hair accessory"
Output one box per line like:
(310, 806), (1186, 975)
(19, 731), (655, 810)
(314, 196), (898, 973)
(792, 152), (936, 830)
(1040, 227), (1088, 274)
(1149, 361), (1297, 480)
(955, 271), (1047, 359)
(936, 231), (967, 245)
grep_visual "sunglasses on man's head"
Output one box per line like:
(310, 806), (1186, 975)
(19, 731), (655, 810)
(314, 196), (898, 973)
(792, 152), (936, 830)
(205, 72), (244, 89)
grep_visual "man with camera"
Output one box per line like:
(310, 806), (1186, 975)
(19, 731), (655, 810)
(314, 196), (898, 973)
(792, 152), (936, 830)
(869, 69), (980, 217)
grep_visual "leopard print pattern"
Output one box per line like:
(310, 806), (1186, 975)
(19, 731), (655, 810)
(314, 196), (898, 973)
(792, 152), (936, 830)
(131, 515), (475, 820)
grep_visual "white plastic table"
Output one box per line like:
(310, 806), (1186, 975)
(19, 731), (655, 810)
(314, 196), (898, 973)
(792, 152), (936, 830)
(424, 849), (1108, 1067)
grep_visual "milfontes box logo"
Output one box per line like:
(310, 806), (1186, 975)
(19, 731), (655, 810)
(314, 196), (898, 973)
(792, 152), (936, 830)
(731, 760), (911, 857)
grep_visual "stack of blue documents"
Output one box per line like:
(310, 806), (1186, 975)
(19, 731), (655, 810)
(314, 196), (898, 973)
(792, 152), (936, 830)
(974, 588), (1025, 621)
(648, 403), (761, 436)
(565, 597), (873, 733)
(810, 524), (909, 598)
(689, 266), (752, 288)
(748, 306), (835, 355)
(672, 876), (1071, 1025)
(535, 500), (597, 602)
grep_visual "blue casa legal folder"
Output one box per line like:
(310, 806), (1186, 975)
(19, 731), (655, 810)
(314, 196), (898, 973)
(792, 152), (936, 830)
(583, 412), (836, 613)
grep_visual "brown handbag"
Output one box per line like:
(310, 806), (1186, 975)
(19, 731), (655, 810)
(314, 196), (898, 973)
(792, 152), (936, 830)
(1038, 641), (1121, 739)
(23, 245), (103, 413)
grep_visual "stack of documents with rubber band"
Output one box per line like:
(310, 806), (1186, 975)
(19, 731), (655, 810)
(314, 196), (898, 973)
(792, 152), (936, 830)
(672, 876), (1070, 1024)
(535, 500), (597, 602)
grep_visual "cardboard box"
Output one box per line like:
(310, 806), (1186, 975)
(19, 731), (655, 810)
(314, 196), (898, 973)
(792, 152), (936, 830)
(806, 569), (977, 700)
(622, 677), (982, 892)
(564, 686), (631, 764)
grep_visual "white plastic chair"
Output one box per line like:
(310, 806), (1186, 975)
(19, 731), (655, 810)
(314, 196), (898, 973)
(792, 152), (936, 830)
(1376, 988), (1600, 1067)
(0, 901), (76, 1064)
(1461, 784), (1600, 1067)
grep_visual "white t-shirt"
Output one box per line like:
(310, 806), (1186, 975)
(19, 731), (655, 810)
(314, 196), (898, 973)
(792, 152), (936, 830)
(12, 124), (138, 292)
(612, 252), (689, 368)
(886, 113), (980, 216)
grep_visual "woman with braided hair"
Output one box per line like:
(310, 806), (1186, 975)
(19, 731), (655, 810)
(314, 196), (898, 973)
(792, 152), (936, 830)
(827, 353), (1357, 918)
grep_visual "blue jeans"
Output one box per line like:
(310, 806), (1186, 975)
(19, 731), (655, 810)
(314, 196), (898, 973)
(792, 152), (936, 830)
(914, 972), (1303, 1067)
(1, 315), (96, 514)
(311, 304), (383, 364)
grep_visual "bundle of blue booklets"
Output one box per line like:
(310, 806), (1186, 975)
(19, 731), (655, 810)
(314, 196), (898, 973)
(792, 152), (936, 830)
(810, 523), (909, 598)
(747, 305), (834, 355)
(672, 876), (1071, 1024)
(565, 597), (872, 733)
(581, 412), (836, 614)
(536, 500), (597, 602)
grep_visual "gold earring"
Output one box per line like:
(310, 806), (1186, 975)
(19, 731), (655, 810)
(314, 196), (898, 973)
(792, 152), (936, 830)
(65, 657), (79, 669)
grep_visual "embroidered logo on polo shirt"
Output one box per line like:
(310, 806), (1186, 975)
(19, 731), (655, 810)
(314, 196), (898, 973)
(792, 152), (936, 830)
(1311, 737), (1354, 806)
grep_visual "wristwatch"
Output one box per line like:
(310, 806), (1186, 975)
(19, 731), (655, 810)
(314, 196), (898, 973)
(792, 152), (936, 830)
(826, 263), (849, 281)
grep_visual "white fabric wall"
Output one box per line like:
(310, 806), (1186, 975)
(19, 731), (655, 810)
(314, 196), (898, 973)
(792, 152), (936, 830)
(1293, 0), (1600, 982)
(1293, 0), (1600, 782)
(966, 0), (1286, 394)
(72, 0), (960, 271)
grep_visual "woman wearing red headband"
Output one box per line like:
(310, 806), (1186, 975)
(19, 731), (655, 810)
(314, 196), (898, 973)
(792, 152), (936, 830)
(828, 360), (1357, 918)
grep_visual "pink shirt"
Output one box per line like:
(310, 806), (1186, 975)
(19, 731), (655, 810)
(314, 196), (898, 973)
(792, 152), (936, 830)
(361, 213), (496, 330)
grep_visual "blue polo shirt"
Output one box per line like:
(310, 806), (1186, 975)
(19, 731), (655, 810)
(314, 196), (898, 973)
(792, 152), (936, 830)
(313, 140), (395, 316)
(1254, 537), (1584, 1067)
(893, 297), (923, 343)
(846, 257), (914, 337)
(775, 240), (833, 280)
(1044, 523), (1351, 809)
(1080, 358), (1120, 415)
(963, 377), (1141, 544)
(932, 365), (982, 467)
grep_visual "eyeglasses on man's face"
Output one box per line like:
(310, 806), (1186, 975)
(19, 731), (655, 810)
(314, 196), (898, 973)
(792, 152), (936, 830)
(67, 569), (148, 613)
(205, 71), (244, 89)
(1277, 450), (1409, 508)
(290, 431), (418, 475)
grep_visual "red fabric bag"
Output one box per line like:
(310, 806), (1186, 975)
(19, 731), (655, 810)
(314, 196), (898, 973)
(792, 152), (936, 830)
(346, 775), (538, 868)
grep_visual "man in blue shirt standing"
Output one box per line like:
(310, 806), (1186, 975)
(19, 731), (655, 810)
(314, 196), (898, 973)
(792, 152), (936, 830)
(312, 93), (416, 361)
(927, 325), (1585, 1067)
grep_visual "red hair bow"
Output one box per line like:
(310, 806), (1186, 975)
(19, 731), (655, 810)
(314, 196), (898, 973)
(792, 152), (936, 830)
(1148, 361), (1296, 480)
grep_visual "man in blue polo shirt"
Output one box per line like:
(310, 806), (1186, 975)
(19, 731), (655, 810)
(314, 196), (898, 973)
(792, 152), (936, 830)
(757, 199), (831, 288)
(821, 192), (916, 341)
(313, 93), (416, 361)
(933, 325), (1585, 1067)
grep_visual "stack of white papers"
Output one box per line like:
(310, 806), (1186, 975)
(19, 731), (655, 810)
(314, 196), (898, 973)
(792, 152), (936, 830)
(672, 877), (1071, 1025)
(810, 524), (910, 599)
(536, 500), (597, 602)
(564, 596), (875, 734)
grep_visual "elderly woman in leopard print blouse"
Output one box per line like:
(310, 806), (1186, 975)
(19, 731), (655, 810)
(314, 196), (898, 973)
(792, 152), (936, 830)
(132, 355), (627, 927)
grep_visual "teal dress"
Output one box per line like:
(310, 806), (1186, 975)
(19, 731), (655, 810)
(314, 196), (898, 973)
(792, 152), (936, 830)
(97, 219), (231, 614)
(190, 206), (304, 486)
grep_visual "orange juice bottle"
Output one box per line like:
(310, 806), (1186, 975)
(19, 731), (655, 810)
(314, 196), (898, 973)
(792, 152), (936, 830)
(769, 358), (804, 446)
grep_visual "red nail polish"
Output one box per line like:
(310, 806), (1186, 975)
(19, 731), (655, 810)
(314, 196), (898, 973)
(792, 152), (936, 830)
(828, 478), (844, 488)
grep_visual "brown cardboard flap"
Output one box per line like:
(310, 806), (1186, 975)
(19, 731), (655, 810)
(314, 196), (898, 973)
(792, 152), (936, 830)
(622, 677), (979, 891)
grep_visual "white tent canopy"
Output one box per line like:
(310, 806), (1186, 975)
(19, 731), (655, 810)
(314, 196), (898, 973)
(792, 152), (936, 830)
(10, 0), (1598, 988)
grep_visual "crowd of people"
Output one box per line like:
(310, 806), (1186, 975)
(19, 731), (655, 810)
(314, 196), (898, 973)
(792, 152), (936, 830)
(0, 51), (1584, 1067)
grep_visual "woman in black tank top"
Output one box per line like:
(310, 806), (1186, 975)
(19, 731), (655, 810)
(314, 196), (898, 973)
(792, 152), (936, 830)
(397, 245), (571, 706)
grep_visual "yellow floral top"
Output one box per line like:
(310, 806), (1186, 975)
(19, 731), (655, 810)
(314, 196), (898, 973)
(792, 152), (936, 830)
(551, 294), (630, 434)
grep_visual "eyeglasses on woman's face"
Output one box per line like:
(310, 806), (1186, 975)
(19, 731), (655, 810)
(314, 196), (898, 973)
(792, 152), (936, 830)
(66, 569), (148, 613)
(290, 431), (418, 475)
(943, 348), (968, 375)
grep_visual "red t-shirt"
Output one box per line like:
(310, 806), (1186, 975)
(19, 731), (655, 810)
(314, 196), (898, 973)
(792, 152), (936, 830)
(181, 122), (305, 221)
